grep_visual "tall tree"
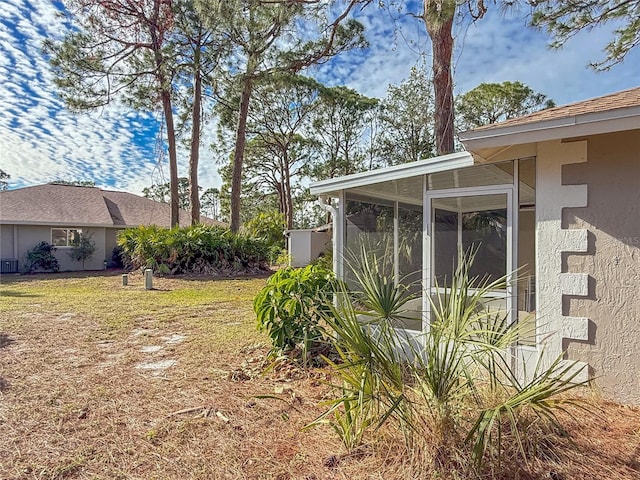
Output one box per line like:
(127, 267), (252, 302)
(422, 0), (459, 154)
(217, 160), (280, 224)
(47, 0), (181, 226)
(200, 187), (221, 220)
(374, 0), (492, 154)
(172, 0), (228, 225)
(243, 75), (321, 229)
(457, 81), (555, 130)
(530, 0), (640, 70)
(196, 0), (367, 232)
(375, 66), (435, 166)
(310, 85), (378, 179)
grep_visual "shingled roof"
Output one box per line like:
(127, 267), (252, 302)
(459, 87), (640, 152)
(470, 87), (640, 132)
(0, 184), (220, 227)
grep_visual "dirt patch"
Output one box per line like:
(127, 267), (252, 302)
(0, 276), (639, 479)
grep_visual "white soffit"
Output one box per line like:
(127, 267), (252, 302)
(459, 105), (640, 151)
(309, 151), (474, 197)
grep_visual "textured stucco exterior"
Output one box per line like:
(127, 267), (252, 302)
(535, 139), (590, 381)
(0, 224), (110, 272)
(561, 129), (640, 404)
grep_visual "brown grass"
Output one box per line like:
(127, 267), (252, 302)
(0, 272), (639, 479)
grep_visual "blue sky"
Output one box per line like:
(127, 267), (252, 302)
(1, 0), (638, 195)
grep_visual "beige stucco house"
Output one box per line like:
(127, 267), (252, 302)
(0, 183), (218, 272)
(309, 87), (640, 405)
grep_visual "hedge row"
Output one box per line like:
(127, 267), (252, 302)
(118, 225), (270, 275)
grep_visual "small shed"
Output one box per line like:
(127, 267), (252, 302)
(285, 225), (331, 267)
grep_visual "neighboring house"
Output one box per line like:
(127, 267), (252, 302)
(0, 183), (221, 272)
(310, 87), (640, 405)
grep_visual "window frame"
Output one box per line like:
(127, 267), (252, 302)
(51, 227), (83, 248)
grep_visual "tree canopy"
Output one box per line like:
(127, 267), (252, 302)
(143, 178), (192, 210)
(196, 0), (367, 233)
(457, 81), (555, 130)
(46, 0), (182, 226)
(51, 180), (96, 187)
(0, 170), (10, 191)
(375, 66), (435, 166)
(530, 0), (640, 70)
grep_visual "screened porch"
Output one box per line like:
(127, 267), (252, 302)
(309, 152), (537, 343)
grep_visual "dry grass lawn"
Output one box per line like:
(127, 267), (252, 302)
(0, 271), (639, 479)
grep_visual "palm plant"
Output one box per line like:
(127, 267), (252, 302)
(314, 246), (590, 474)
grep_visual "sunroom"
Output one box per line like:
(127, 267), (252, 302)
(309, 152), (538, 358)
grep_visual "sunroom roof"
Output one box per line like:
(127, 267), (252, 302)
(309, 151), (474, 197)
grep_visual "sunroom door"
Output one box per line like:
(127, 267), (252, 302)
(424, 187), (514, 330)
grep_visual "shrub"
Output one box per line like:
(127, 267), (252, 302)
(24, 241), (59, 273)
(310, 249), (589, 475)
(68, 232), (96, 270)
(107, 246), (125, 269)
(243, 210), (286, 248)
(117, 224), (270, 275)
(254, 264), (334, 361)
(243, 210), (287, 264)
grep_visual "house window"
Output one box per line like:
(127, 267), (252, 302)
(51, 228), (83, 247)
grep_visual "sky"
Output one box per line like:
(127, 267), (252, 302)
(0, 0), (638, 195)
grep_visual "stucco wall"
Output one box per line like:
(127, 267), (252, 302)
(105, 228), (122, 259)
(562, 129), (640, 404)
(535, 139), (590, 381)
(10, 225), (108, 272)
(0, 225), (15, 258)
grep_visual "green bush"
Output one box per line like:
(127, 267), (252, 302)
(24, 241), (59, 273)
(68, 232), (96, 270)
(254, 264), (334, 360)
(243, 210), (286, 248)
(243, 210), (287, 264)
(107, 246), (125, 269)
(117, 224), (270, 275)
(310, 248), (589, 475)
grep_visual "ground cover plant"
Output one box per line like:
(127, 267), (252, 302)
(118, 224), (270, 275)
(0, 272), (639, 479)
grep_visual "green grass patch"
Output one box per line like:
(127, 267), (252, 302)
(0, 272), (268, 348)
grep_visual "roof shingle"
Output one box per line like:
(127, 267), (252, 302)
(467, 87), (640, 132)
(0, 184), (220, 227)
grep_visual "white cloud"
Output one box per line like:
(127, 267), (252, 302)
(1, 1), (638, 196)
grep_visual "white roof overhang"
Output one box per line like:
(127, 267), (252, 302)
(309, 151), (474, 197)
(459, 105), (640, 152)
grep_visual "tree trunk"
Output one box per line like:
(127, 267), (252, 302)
(283, 152), (294, 230)
(423, 1), (455, 155)
(189, 50), (202, 226)
(149, 0), (179, 228)
(230, 73), (254, 233)
(161, 88), (180, 228)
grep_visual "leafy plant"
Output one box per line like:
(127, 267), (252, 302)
(313, 247), (590, 474)
(243, 210), (287, 264)
(24, 241), (59, 273)
(254, 264), (334, 362)
(307, 252), (412, 452)
(107, 246), (125, 269)
(68, 232), (96, 270)
(117, 224), (270, 275)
